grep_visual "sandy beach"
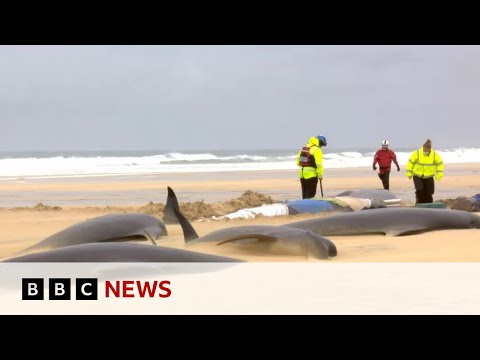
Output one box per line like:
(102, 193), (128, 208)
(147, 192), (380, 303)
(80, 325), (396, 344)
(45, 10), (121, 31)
(1, 163), (479, 262)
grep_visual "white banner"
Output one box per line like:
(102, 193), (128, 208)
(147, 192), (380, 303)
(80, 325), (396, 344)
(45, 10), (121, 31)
(1, 262), (480, 315)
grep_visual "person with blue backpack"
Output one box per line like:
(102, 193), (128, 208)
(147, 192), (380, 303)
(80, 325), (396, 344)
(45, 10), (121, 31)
(295, 135), (327, 199)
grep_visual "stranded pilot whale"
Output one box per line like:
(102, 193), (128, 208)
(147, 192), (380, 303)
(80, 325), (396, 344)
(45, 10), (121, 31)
(0, 243), (242, 287)
(172, 207), (337, 260)
(285, 207), (480, 236)
(3, 242), (242, 262)
(18, 213), (168, 255)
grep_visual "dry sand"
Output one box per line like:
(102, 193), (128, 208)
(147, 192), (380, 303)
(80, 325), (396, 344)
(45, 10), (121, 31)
(0, 163), (479, 262)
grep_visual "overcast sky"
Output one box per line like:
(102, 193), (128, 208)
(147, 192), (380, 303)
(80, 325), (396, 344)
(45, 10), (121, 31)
(1, 45), (479, 151)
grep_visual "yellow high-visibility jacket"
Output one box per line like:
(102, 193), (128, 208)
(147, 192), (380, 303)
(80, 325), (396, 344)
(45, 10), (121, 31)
(296, 136), (324, 179)
(406, 147), (444, 181)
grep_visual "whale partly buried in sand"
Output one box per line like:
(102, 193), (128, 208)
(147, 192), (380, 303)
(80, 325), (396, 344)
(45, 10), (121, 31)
(18, 213), (168, 255)
(172, 207), (337, 260)
(3, 242), (242, 262)
(286, 207), (480, 236)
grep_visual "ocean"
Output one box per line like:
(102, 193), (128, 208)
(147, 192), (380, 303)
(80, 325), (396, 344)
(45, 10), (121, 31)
(0, 147), (479, 181)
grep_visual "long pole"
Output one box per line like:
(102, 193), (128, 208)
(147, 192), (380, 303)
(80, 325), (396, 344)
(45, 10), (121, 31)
(319, 178), (324, 197)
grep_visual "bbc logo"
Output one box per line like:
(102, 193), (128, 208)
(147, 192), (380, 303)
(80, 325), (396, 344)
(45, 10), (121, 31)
(22, 278), (98, 300)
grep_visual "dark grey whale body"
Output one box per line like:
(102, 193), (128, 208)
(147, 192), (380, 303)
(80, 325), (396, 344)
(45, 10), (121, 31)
(173, 208), (337, 259)
(335, 189), (399, 202)
(3, 242), (242, 262)
(19, 213), (168, 255)
(286, 207), (480, 236)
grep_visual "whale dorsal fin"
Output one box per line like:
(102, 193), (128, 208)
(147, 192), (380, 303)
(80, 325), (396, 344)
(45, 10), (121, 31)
(173, 207), (199, 243)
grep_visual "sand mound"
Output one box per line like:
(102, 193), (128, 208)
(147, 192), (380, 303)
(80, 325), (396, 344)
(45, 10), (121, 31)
(139, 189), (275, 221)
(176, 190), (275, 221)
(11, 191), (473, 222)
(12, 203), (63, 211)
(5, 190), (274, 221)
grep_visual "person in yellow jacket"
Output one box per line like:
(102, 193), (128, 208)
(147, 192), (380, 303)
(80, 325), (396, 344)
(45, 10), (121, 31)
(296, 135), (326, 199)
(406, 139), (444, 204)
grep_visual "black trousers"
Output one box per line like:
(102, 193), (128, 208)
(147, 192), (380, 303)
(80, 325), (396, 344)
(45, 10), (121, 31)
(413, 176), (435, 204)
(300, 177), (319, 199)
(378, 170), (391, 190)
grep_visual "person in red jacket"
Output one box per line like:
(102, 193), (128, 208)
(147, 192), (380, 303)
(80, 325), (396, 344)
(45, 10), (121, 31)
(372, 140), (400, 190)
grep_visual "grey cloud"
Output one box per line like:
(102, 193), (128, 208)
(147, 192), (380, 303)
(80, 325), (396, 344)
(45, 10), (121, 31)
(1, 45), (479, 151)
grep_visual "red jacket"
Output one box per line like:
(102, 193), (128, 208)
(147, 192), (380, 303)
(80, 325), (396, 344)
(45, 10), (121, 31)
(373, 149), (399, 174)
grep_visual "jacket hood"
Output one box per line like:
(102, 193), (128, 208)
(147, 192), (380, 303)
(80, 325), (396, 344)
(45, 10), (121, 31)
(308, 137), (320, 147)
